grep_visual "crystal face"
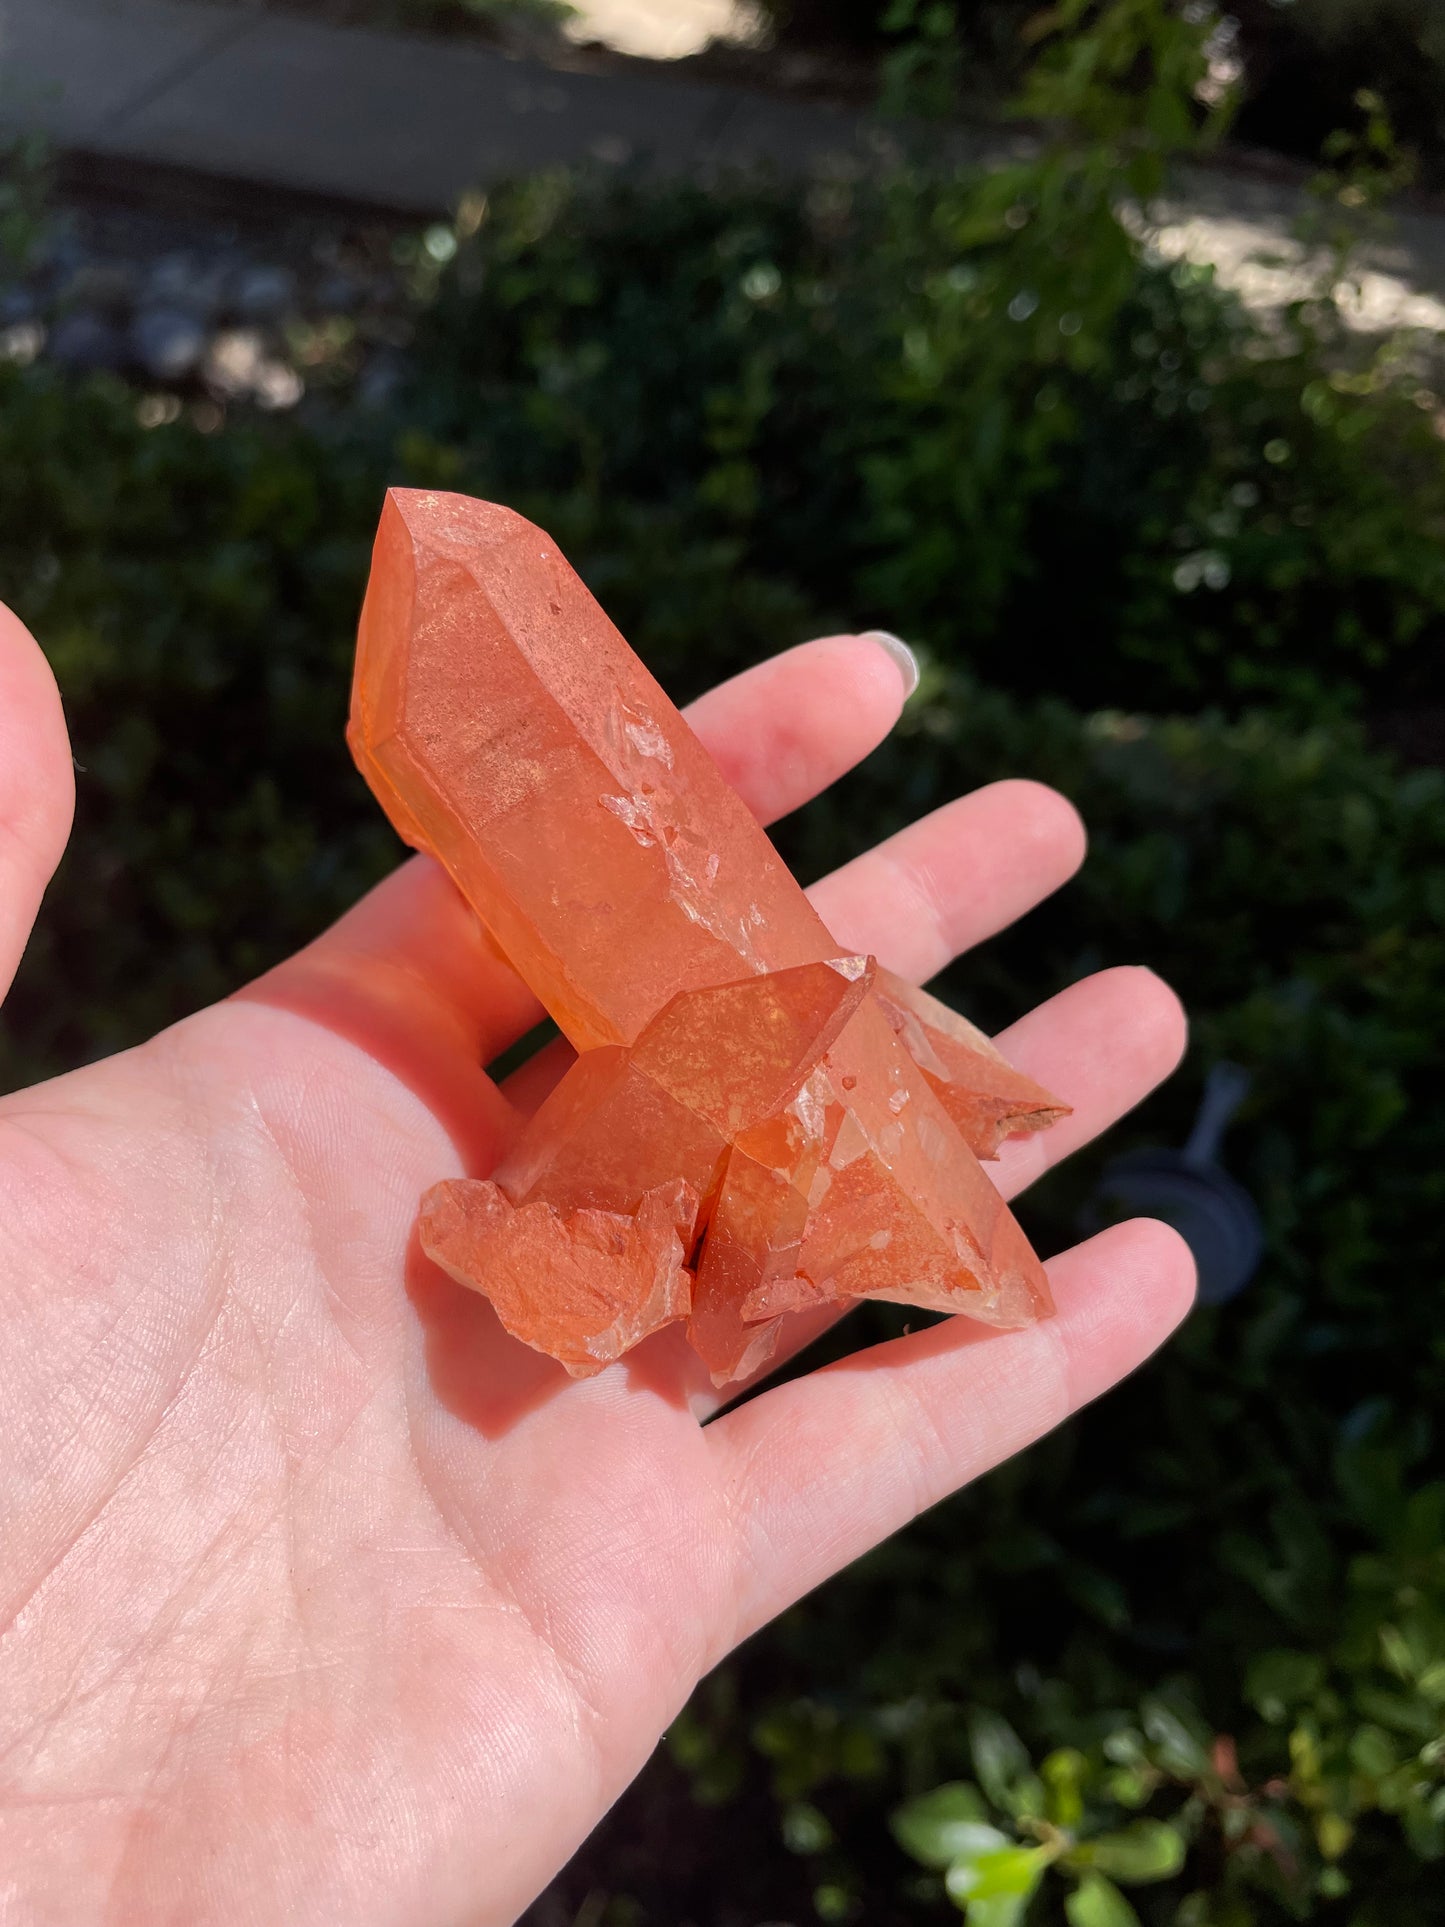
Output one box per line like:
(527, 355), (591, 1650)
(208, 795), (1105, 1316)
(350, 490), (1070, 1384)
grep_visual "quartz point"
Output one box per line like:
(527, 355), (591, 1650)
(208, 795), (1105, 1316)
(350, 490), (1071, 1384)
(872, 966), (1071, 1160)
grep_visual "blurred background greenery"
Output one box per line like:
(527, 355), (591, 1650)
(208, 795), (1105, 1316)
(1, 1), (1442, 1922)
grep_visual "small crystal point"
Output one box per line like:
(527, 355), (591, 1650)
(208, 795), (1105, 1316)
(421, 1177), (697, 1376)
(873, 966), (1071, 1160)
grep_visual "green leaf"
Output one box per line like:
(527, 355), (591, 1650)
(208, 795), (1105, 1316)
(970, 1711), (1046, 1818)
(1103, 1767), (1154, 1811)
(1246, 1649), (1325, 1723)
(1042, 1748), (1087, 1830)
(1087, 1821), (1187, 1885)
(892, 1784), (1004, 1870)
(1140, 1700), (1212, 1779)
(1349, 1724), (1398, 1778)
(1065, 1874), (1142, 1927)
(946, 1845), (1050, 1919)
(781, 1800), (834, 1855)
(964, 1898), (1034, 1927)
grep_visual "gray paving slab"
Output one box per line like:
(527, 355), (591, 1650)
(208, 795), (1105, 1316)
(2, 0), (863, 210)
(709, 91), (869, 175)
(111, 16), (757, 203)
(0, 0), (252, 147)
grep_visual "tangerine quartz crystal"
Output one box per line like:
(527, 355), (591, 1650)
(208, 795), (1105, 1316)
(349, 489), (1070, 1384)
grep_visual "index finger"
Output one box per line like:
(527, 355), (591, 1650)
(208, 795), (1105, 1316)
(0, 604), (75, 1007)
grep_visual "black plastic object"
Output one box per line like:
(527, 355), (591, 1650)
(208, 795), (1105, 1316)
(1087, 1062), (1264, 1307)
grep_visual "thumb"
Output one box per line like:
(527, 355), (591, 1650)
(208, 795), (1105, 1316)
(0, 602), (75, 1007)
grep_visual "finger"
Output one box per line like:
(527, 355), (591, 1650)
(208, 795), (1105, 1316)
(247, 633), (911, 1085)
(989, 966), (1188, 1194)
(0, 603), (75, 1006)
(247, 848), (536, 1071)
(808, 779), (1087, 984)
(238, 855), (523, 1167)
(501, 1029), (574, 1116)
(685, 632), (912, 825)
(708, 1219), (1196, 1649)
(688, 963), (1187, 1417)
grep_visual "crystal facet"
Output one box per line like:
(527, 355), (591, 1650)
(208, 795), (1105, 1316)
(350, 490), (1070, 1384)
(873, 966), (1070, 1160)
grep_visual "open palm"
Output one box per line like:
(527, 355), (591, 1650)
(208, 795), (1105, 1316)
(0, 605), (1191, 1925)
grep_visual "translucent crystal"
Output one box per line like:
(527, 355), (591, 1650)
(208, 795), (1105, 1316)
(873, 966), (1070, 1160)
(351, 490), (1068, 1384)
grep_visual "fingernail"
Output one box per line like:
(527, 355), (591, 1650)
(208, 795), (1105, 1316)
(864, 630), (920, 700)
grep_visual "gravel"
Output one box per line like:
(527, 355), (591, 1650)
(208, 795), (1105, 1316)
(1, 187), (416, 415)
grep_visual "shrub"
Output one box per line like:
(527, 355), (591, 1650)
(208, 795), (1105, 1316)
(403, 105), (1445, 720)
(0, 369), (392, 1080)
(1229, 0), (1445, 179)
(761, 0), (1445, 180)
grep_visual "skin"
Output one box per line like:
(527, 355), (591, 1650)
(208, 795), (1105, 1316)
(0, 605), (1192, 1926)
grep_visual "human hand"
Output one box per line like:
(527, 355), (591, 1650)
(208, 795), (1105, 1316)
(0, 604), (1190, 1925)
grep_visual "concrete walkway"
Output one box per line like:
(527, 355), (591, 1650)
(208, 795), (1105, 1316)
(0, 0), (863, 212)
(2, 0), (1444, 332)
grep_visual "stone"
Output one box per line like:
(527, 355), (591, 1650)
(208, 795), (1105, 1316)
(352, 490), (1068, 1384)
(48, 311), (125, 372)
(317, 271), (363, 314)
(357, 351), (404, 410)
(60, 261), (140, 314)
(234, 264), (297, 321)
(474, 958), (878, 1382)
(688, 1146), (792, 1384)
(718, 987), (1052, 1332)
(130, 306), (208, 382)
(156, 254), (234, 322)
(0, 287), (38, 327)
(204, 329), (305, 411)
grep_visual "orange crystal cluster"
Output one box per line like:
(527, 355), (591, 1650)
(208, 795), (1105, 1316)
(349, 490), (1069, 1384)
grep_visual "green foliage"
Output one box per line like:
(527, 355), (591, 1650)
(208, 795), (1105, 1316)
(1015, 0), (1236, 167)
(0, 367), (406, 1078)
(399, 16), (1445, 721)
(1231, 0), (1445, 182)
(893, 1782), (1002, 1867)
(1, 4), (1442, 1920)
(1065, 1875), (1140, 1927)
(878, 1), (969, 122)
(892, 1720), (1187, 1921)
(761, 0), (1445, 181)
(5, 352), (1441, 1919)
(0, 135), (55, 274)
